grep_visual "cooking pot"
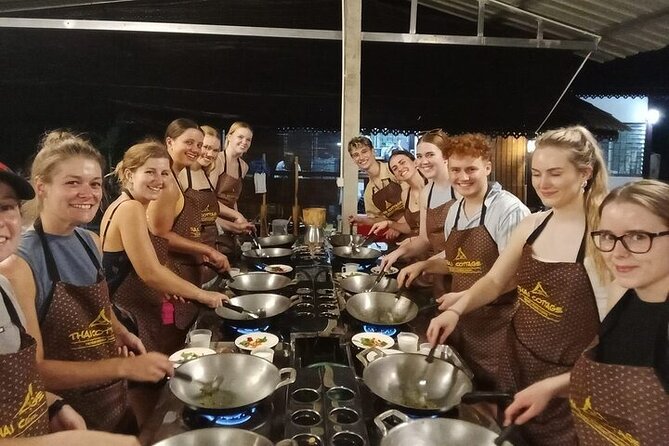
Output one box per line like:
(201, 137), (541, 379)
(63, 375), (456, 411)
(227, 272), (295, 294)
(375, 410), (514, 446)
(169, 353), (296, 414)
(340, 274), (399, 294)
(332, 246), (382, 263)
(345, 292), (418, 326)
(215, 293), (300, 326)
(256, 234), (296, 248)
(243, 247), (293, 262)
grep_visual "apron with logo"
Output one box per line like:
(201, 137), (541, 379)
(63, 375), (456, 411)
(167, 172), (205, 329)
(215, 155), (243, 254)
(103, 196), (183, 355)
(403, 188), (421, 237)
(498, 212), (600, 445)
(569, 291), (669, 446)
(444, 188), (518, 390)
(0, 287), (49, 437)
(35, 219), (134, 433)
(425, 183), (455, 296)
(185, 168), (220, 284)
(371, 178), (405, 221)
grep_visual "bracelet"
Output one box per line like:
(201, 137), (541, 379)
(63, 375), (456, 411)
(445, 308), (462, 317)
(48, 399), (67, 419)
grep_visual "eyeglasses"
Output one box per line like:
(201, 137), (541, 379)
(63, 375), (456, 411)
(590, 230), (669, 254)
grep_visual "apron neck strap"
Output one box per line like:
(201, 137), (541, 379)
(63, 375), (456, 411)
(453, 183), (492, 228)
(1, 285), (25, 332)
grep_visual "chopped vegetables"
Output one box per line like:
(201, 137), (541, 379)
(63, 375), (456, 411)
(239, 336), (268, 349)
(359, 337), (388, 348)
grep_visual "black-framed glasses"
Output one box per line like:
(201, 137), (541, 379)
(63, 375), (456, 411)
(590, 230), (669, 254)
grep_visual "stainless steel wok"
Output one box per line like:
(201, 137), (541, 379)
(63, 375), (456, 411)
(242, 247), (293, 260)
(152, 428), (275, 446)
(332, 246), (382, 261)
(345, 292), (418, 325)
(327, 234), (370, 248)
(256, 234), (296, 248)
(340, 274), (399, 294)
(215, 293), (299, 323)
(227, 272), (294, 294)
(375, 410), (514, 446)
(169, 353), (296, 413)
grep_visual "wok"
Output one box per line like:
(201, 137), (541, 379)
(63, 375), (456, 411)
(332, 246), (382, 262)
(215, 293), (300, 326)
(243, 247), (293, 261)
(169, 353), (296, 414)
(152, 427), (275, 446)
(256, 234), (296, 248)
(375, 410), (514, 446)
(346, 292), (418, 326)
(328, 233), (370, 248)
(340, 274), (399, 294)
(227, 272), (294, 294)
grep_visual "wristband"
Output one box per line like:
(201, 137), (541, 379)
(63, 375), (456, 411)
(48, 399), (67, 419)
(445, 308), (462, 317)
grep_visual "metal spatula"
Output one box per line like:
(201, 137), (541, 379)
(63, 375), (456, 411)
(366, 268), (388, 292)
(221, 301), (264, 319)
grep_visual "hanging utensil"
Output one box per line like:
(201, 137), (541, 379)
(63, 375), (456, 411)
(291, 156), (300, 236)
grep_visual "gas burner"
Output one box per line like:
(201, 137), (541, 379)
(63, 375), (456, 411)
(321, 312), (338, 319)
(317, 288), (334, 295)
(229, 324), (271, 335)
(296, 287), (313, 295)
(363, 324), (398, 337)
(182, 402), (273, 432)
(189, 406), (257, 427)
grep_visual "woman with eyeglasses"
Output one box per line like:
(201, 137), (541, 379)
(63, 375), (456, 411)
(426, 126), (608, 445)
(369, 150), (427, 238)
(503, 179), (669, 445)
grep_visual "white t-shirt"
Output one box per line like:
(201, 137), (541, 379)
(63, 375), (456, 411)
(0, 274), (26, 354)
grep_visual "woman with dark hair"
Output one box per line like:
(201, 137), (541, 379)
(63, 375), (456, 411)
(503, 179), (669, 445)
(370, 150), (426, 238)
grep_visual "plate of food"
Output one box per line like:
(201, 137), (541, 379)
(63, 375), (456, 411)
(340, 271), (369, 279)
(351, 332), (395, 350)
(235, 332), (279, 351)
(370, 265), (399, 275)
(264, 264), (293, 274)
(169, 347), (216, 366)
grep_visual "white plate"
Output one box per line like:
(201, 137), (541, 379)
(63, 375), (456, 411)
(234, 332), (279, 351)
(340, 271), (369, 279)
(264, 264), (293, 274)
(366, 348), (403, 362)
(351, 332), (395, 350)
(370, 266), (399, 275)
(168, 347), (216, 366)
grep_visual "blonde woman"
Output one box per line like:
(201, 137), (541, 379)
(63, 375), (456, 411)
(427, 126), (609, 445)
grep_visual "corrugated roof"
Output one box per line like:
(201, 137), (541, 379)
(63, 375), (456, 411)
(418, 0), (669, 62)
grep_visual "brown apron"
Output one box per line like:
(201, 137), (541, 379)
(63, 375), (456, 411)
(215, 154), (243, 254)
(569, 292), (669, 446)
(498, 212), (600, 446)
(371, 177), (405, 221)
(0, 287), (49, 438)
(425, 182), (455, 296)
(403, 188), (421, 237)
(167, 171), (204, 329)
(444, 188), (518, 390)
(35, 219), (134, 433)
(102, 197), (184, 355)
(185, 168), (220, 284)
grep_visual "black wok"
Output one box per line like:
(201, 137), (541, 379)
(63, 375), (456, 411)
(227, 272), (295, 294)
(346, 291), (418, 325)
(169, 353), (296, 414)
(332, 246), (382, 263)
(256, 234), (296, 248)
(215, 293), (300, 326)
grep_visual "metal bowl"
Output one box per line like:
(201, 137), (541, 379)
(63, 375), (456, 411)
(340, 274), (399, 294)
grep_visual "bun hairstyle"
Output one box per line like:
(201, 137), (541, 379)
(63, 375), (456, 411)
(535, 125), (609, 277)
(445, 133), (492, 161)
(25, 130), (104, 219)
(113, 141), (169, 187)
(417, 129), (450, 158)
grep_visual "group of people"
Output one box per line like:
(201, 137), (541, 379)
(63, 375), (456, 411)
(0, 119), (257, 442)
(348, 127), (668, 445)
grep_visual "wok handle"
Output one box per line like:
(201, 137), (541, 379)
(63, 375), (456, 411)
(274, 367), (297, 390)
(173, 369), (194, 383)
(288, 295), (303, 306)
(495, 424), (519, 446)
(355, 346), (385, 367)
(460, 391), (514, 407)
(374, 409), (410, 437)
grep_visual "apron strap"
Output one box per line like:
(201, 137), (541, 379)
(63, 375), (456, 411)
(100, 192), (132, 251)
(427, 182), (435, 207)
(526, 211), (553, 245)
(576, 225), (588, 263)
(185, 167), (194, 189)
(222, 150), (243, 179)
(204, 170), (216, 192)
(452, 183), (492, 229)
(172, 169), (186, 194)
(1, 285), (25, 333)
(237, 158), (242, 178)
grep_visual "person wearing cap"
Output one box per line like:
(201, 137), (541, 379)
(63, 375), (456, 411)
(0, 162), (140, 445)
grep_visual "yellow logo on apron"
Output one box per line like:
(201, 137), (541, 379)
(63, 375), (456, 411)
(446, 247), (483, 274)
(68, 308), (116, 350)
(201, 204), (218, 223)
(517, 281), (564, 322)
(0, 383), (47, 438)
(570, 397), (639, 446)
